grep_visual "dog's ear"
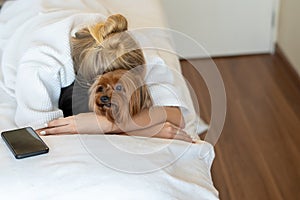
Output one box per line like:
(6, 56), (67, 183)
(88, 76), (101, 112)
(128, 84), (153, 118)
(110, 94), (128, 124)
(140, 85), (153, 109)
(106, 108), (115, 123)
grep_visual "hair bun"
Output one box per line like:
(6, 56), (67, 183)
(102, 14), (128, 38)
(88, 14), (128, 45)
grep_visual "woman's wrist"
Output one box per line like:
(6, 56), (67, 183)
(109, 106), (185, 133)
(76, 112), (114, 134)
(131, 106), (185, 129)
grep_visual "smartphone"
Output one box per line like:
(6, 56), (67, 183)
(1, 127), (49, 159)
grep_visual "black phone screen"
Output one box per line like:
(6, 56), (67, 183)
(1, 127), (49, 159)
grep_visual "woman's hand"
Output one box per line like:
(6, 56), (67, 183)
(36, 116), (77, 135)
(36, 112), (114, 135)
(35, 106), (189, 142)
(125, 122), (195, 143)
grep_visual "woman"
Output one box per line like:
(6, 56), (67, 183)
(42, 14), (193, 142)
(0, 1), (193, 142)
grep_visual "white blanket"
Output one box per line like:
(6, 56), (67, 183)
(0, 134), (219, 200)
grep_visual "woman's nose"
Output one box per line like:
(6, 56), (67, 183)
(100, 95), (110, 103)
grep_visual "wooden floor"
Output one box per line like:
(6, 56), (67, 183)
(181, 53), (300, 200)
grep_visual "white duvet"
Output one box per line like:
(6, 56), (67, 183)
(0, 0), (218, 199)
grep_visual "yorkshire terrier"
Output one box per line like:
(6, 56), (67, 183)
(88, 69), (152, 124)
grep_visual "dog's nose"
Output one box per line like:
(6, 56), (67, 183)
(100, 96), (110, 103)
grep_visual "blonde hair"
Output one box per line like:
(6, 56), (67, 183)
(70, 14), (145, 84)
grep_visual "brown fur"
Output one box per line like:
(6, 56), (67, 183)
(89, 69), (152, 124)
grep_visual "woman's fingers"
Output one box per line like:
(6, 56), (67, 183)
(41, 124), (77, 135)
(154, 122), (194, 143)
(46, 116), (74, 128)
(37, 116), (78, 135)
(168, 128), (194, 143)
(38, 113), (111, 135)
(173, 131), (194, 143)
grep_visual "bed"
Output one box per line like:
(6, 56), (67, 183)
(0, 0), (219, 199)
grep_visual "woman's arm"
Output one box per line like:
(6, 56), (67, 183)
(14, 46), (72, 129)
(37, 106), (193, 143)
(123, 122), (193, 143)
(37, 112), (111, 135)
(109, 106), (185, 133)
(37, 106), (185, 135)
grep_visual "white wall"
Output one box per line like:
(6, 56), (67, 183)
(160, 0), (275, 58)
(277, 0), (300, 76)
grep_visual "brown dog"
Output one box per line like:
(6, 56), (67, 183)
(89, 69), (152, 124)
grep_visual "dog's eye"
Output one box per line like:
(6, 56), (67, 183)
(97, 86), (104, 92)
(115, 85), (123, 91)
